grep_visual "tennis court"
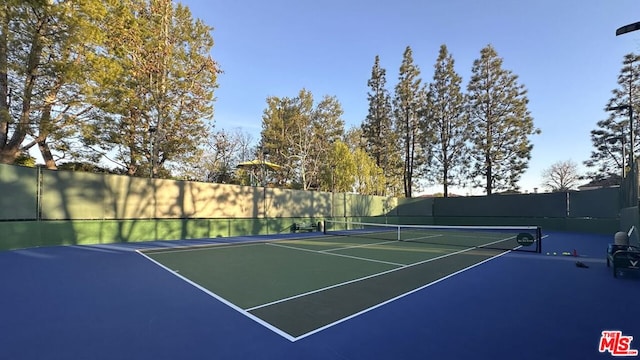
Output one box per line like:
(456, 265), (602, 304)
(141, 222), (536, 340)
(1, 224), (640, 359)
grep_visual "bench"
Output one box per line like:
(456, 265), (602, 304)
(292, 222), (318, 233)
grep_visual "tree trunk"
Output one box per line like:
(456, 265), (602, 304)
(0, 10), (8, 150)
(0, 148), (18, 164)
(443, 152), (449, 197)
(485, 155), (492, 195)
(1, 15), (45, 164)
(443, 173), (449, 197)
(404, 113), (412, 198)
(37, 139), (57, 169)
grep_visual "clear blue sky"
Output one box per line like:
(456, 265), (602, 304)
(181, 0), (640, 195)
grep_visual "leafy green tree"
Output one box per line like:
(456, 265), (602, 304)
(586, 117), (627, 183)
(585, 53), (640, 182)
(393, 46), (425, 198)
(0, 0), (106, 167)
(86, 0), (219, 177)
(343, 126), (366, 150)
(306, 95), (345, 189)
(423, 44), (470, 197)
(362, 55), (402, 196)
(467, 45), (539, 194)
(260, 89), (344, 189)
(325, 140), (356, 193)
(319, 138), (385, 195)
(260, 94), (307, 187)
(352, 147), (386, 195)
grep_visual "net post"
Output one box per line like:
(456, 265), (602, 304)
(536, 227), (542, 253)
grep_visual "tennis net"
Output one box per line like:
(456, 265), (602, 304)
(323, 220), (542, 253)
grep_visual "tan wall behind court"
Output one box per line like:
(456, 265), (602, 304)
(13, 165), (391, 220)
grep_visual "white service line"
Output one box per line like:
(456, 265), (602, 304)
(401, 233), (444, 242)
(267, 242), (405, 266)
(145, 242), (261, 255)
(321, 239), (399, 252)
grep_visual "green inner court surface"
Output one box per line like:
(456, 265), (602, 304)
(142, 235), (507, 339)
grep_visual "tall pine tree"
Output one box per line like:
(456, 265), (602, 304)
(467, 45), (539, 194)
(423, 44), (470, 197)
(362, 55), (401, 196)
(585, 53), (640, 182)
(393, 46), (425, 198)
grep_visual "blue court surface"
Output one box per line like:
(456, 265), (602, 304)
(1, 231), (639, 360)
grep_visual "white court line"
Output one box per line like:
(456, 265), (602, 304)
(144, 241), (262, 255)
(322, 239), (398, 252)
(136, 249), (297, 342)
(402, 233), (444, 242)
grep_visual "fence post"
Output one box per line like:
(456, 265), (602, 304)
(36, 165), (43, 221)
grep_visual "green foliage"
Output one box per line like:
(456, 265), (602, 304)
(13, 152), (35, 167)
(0, 0), (108, 165)
(0, 0), (218, 177)
(343, 126), (366, 151)
(585, 53), (640, 182)
(586, 117), (627, 179)
(57, 161), (113, 173)
(260, 89), (344, 190)
(423, 44), (470, 197)
(393, 46), (425, 197)
(325, 141), (356, 192)
(352, 148), (386, 195)
(466, 45), (539, 195)
(86, 0), (219, 177)
(260, 92), (307, 187)
(362, 55), (402, 196)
